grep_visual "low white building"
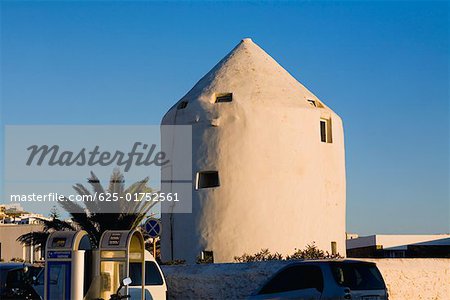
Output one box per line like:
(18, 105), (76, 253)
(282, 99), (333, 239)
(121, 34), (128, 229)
(0, 212), (48, 225)
(18, 214), (49, 225)
(346, 234), (450, 258)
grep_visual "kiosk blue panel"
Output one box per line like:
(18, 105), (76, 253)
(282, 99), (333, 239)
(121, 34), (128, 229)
(46, 261), (71, 300)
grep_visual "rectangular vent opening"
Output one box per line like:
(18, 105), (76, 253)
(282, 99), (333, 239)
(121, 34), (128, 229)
(215, 93), (233, 103)
(307, 99), (317, 107)
(320, 118), (333, 143)
(177, 101), (188, 110)
(200, 250), (214, 263)
(307, 99), (324, 108)
(196, 171), (220, 189)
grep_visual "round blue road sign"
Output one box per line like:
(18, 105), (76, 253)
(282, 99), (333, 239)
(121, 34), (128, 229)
(145, 218), (162, 238)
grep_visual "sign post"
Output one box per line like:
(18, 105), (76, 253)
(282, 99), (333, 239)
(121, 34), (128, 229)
(144, 218), (162, 258)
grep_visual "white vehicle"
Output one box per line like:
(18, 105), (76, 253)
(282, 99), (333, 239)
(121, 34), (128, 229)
(128, 250), (167, 300)
(249, 260), (388, 300)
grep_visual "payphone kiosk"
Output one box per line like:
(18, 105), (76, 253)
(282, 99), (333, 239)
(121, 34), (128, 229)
(99, 230), (145, 300)
(44, 230), (92, 300)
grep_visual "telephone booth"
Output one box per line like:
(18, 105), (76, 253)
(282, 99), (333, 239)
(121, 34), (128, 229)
(99, 230), (145, 300)
(45, 230), (92, 300)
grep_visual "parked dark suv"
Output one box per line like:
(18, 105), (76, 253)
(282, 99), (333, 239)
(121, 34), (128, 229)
(250, 260), (388, 300)
(0, 263), (42, 300)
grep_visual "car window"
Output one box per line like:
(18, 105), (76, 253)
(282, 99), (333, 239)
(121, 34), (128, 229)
(129, 262), (163, 286)
(144, 261), (163, 285)
(34, 269), (44, 285)
(1, 266), (22, 286)
(259, 265), (323, 295)
(1, 269), (10, 286)
(28, 266), (42, 280)
(6, 269), (28, 288)
(330, 262), (385, 290)
(129, 262), (143, 286)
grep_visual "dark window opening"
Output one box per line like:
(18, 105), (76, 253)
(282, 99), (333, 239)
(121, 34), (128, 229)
(51, 238), (66, 248)
(331, 241), (337, 255)
(320, 119), (332, 143)
(201, 251), (214, 263)
(196, 171), (220, 189)
(320, 120), (327, 142)
(177, 101), (188, 110)
(215, 93), (233, 103)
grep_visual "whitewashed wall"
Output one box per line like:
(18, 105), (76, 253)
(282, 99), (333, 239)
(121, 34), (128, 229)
(161, 259), (450, 300)
(364, 259), (450, 300)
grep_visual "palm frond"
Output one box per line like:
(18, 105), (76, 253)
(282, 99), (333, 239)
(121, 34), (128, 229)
(16, 231), (49, 251)
(42, 170), (157, 248)
(41, 218), (75, 232)
(71, 212), (100, 246)
(72, 183), (99, 214)
(108, 169), (125, 195)
(123, 178), (153, 214)
(59, 197), (86, 215)
(88, 172), (106, 195)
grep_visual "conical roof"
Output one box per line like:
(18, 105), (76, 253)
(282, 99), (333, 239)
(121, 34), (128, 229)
(178, 38), (329, 109)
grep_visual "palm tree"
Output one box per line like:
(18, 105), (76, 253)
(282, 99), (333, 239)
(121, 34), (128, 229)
(17, 170), (156, 250)
(17, 209), (74, 251)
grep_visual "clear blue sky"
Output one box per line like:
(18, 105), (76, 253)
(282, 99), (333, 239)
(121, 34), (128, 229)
(1, 1), (448, 235)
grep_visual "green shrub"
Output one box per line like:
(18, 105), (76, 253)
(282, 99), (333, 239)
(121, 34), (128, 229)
(234, 243), (343, 262)
(234, 249), (283, 262)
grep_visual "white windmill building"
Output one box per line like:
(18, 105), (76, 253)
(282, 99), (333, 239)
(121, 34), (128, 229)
(161, 38), (346, 263)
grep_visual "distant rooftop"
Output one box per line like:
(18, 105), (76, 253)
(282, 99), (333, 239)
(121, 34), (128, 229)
(346, 234), (450, 250)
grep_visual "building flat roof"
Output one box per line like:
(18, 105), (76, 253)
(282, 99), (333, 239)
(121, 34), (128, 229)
(346, 234), (450, 250)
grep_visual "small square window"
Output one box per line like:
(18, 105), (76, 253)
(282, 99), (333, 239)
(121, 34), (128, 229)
(177, 101), (188, 110)
(320, 120), (327, 142)
(215, 93), (233, 103)
(196, 171), (220, 189)
(331, 241), (337, 255)
(320, 119), (332, 143)
(200, 250), (214, 263)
